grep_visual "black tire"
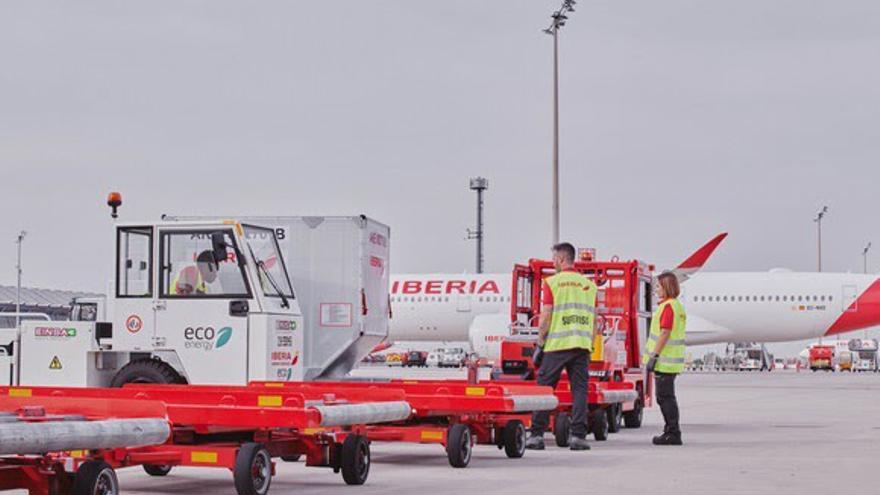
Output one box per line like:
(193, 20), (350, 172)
(446, 424), (472, 468)
(234, 443), (272, 495)
(553, 412), (571, 447)
(73, 460), (118, 495)
(591, 409), (608, 441)
(143, 464), (172, 476)
(623, 394), (644, 429)
(607, 403), (623, 433)
(502, 420), (526, 458)
(111, 359), (185, 387)
(340, 435), (370, 485)
(281, 454), (301, 462)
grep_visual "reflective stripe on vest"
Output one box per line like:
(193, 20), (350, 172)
(547, 303), (596, 313)
(643, 298), (687, 373)
(543, 271), (597, 353)
(170, 267), (206, 295)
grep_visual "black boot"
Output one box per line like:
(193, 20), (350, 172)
(652, 432), (683, 446)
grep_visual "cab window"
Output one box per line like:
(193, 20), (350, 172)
(160, 229), (251, 298)
(117, 226), (152, 298)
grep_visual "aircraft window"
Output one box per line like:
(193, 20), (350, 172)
(723, 296), (728, 302)
(829, 295), (833, 301)
(821, 295), (826, 301)
(418, 297), (422, 302)
(783, 296), (787, 301)
(759, 296), (764, 301)
(813, 295), (818, 301)
(745, 296), (750, 302)
(797, 296), (802, 302)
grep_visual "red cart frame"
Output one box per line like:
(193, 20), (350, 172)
(0, 382), (414, 494)
(250, 380), (558, 468)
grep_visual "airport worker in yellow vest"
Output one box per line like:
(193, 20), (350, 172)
(525, 242), (597, 452)
(644, 271), (687, 445)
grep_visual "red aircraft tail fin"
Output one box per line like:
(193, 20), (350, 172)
(672, 232), (728, 282)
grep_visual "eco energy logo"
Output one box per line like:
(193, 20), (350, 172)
(184, 326), (233, 351)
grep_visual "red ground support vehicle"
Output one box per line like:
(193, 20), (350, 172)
(250, 380), (558, 468)
(0, 382), (414, 494)
(491, 257), (654, 444)
(809, 345), (835, 371)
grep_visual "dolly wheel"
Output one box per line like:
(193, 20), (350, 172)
(234, 443), (272, 495)
(341, 434), (371, 485)
(607, 403), (623, 433)
(73, 460), (119, 495)
(623, 397), (644, 429)
(553, 412), (571, 447)
(503, 420), (526, 458)
(591, 409), (608, 441)
(143, 464), (173, 476)
(446, 424), (472, 468)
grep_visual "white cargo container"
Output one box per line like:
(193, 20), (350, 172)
(165, 216), (391, 379)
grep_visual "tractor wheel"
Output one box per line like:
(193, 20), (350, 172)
(111, 359), (185, 387)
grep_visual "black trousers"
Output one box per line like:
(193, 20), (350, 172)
(654, 372), (680, 435)
(531, 349), (590, 439)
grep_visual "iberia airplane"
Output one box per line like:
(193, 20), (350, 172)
(385, 234), (880, 360)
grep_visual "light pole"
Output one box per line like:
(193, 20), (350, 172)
(467, 177), (489, 273)
(544, 0), (576, 246)
(15, 231), (26, 334)
(813, 206), (828, 272)
(864, 242), (872, 274)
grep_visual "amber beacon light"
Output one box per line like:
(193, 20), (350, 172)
(107, 191), (123, 218)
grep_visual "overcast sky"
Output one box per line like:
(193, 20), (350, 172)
(2, 0), (879, 319)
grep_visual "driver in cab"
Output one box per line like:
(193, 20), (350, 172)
(170, 250), (218, 295)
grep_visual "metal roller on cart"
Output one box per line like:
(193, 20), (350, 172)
(0, 383), (414, 495)
(491, 257), (653, 444)
(252, 380), (559, 468)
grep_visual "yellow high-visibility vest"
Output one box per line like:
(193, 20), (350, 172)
(543, 271), (597, 353)
(170, 267), (206, 295)
(644, 298), (687, 373)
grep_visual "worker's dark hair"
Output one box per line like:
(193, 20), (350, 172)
(552, 242), (576, 264)
(657, 271), (681, 298)
(196, 250), (217, 265)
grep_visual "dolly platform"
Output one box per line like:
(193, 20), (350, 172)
(0, 383), (412, 494)
(251, 380), (558, 468)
